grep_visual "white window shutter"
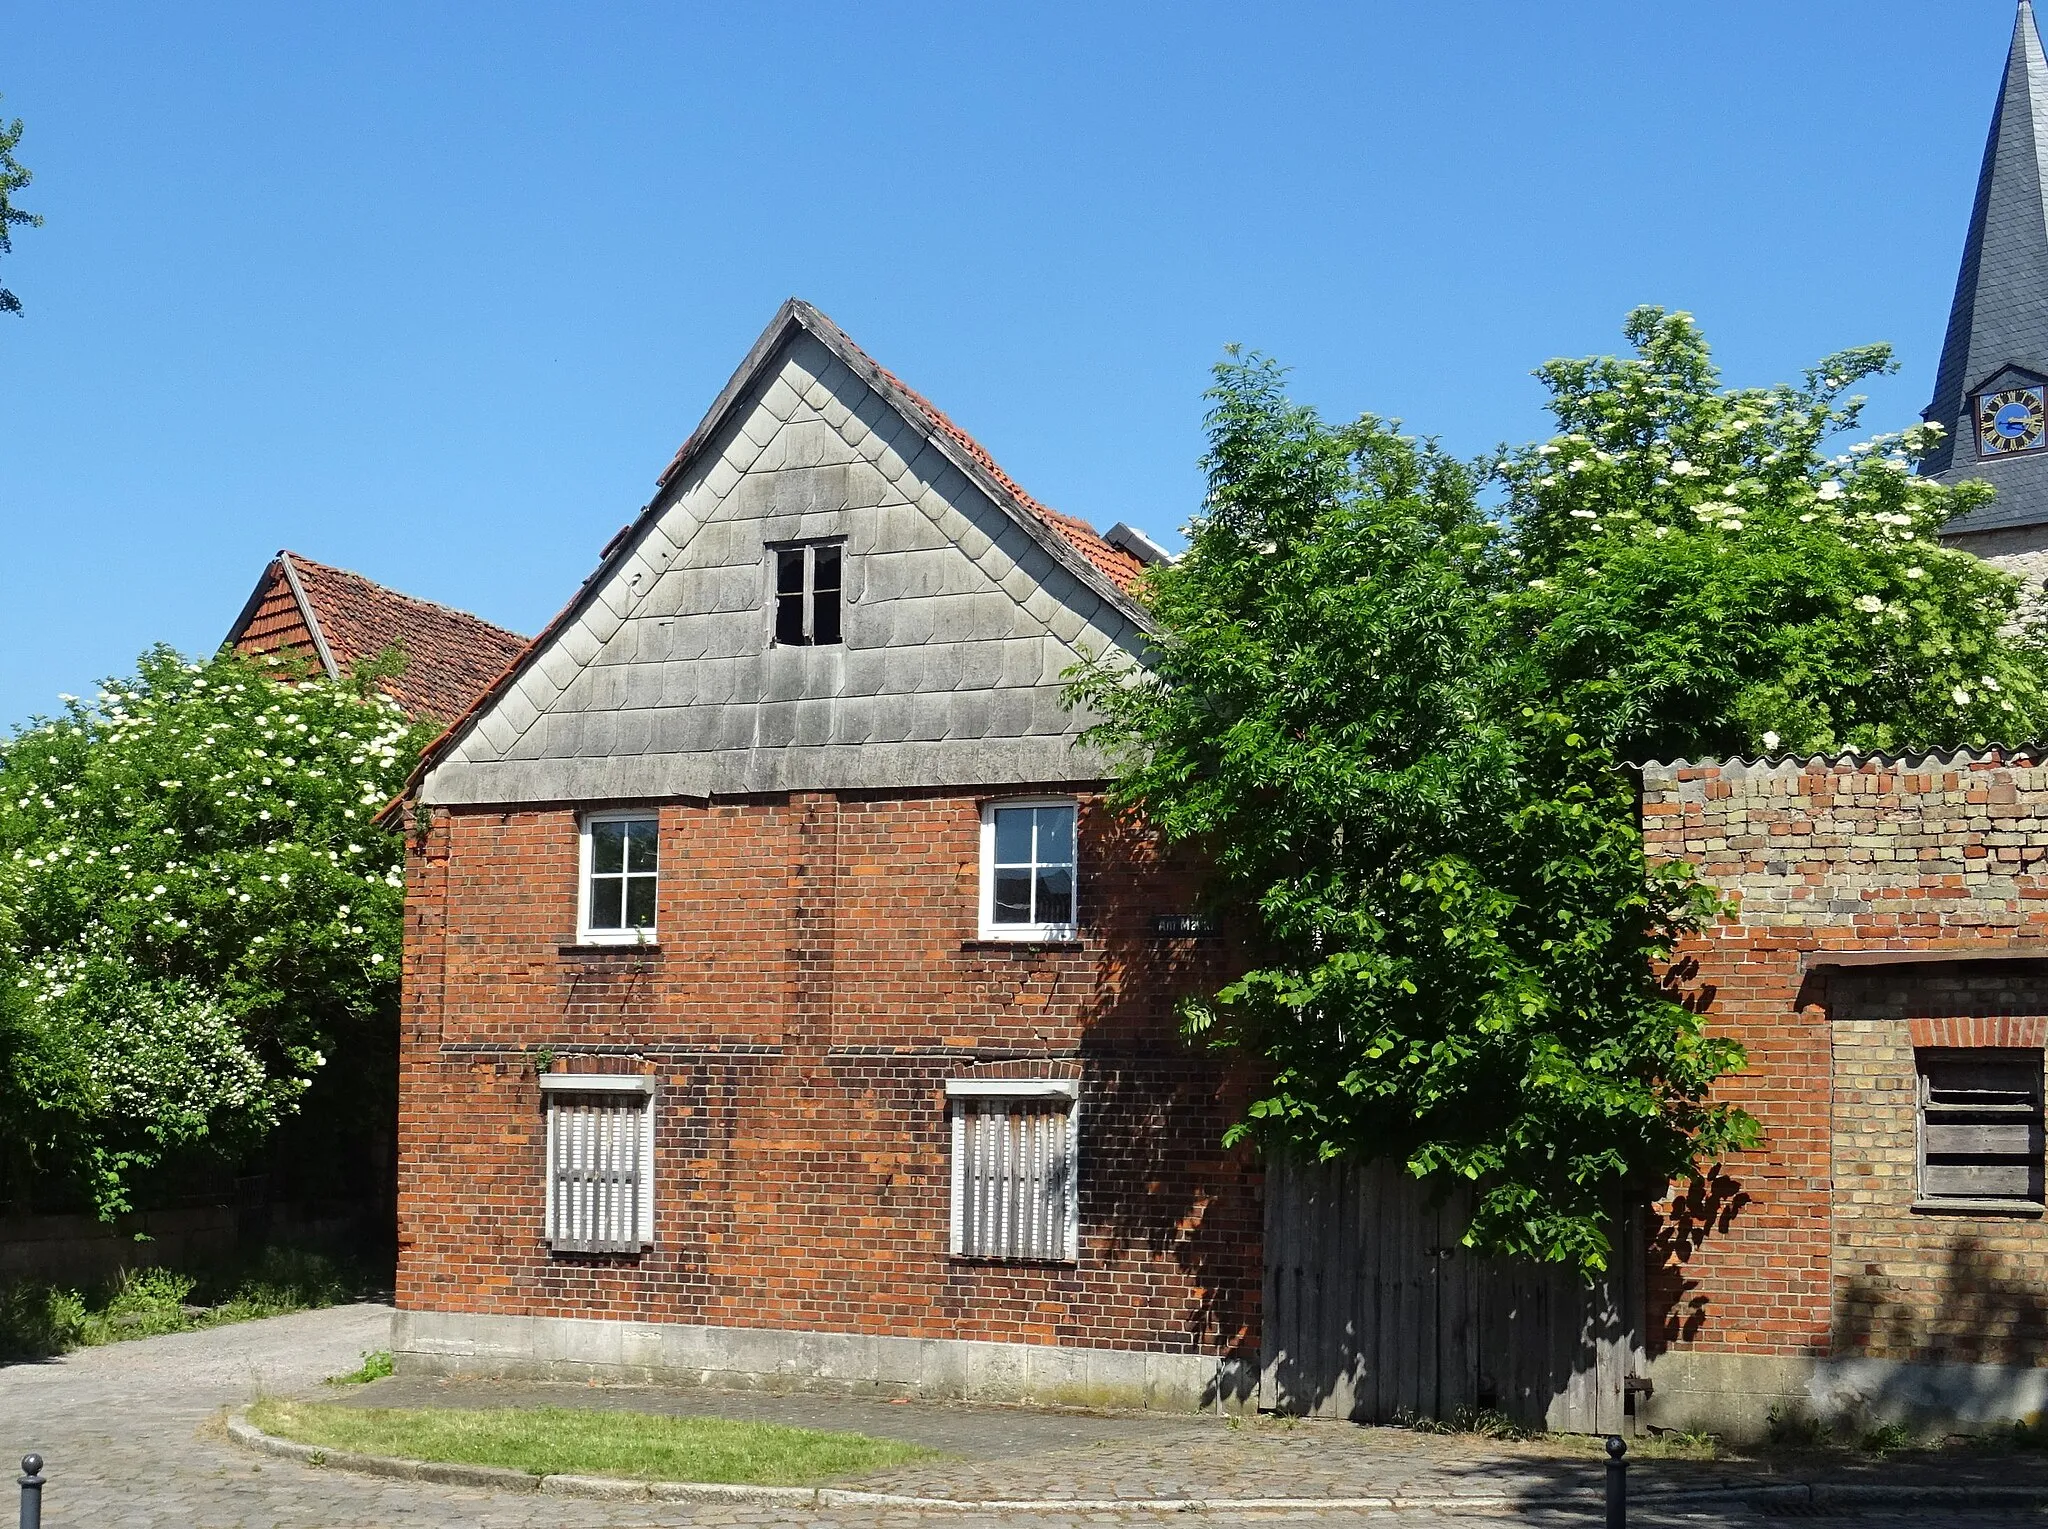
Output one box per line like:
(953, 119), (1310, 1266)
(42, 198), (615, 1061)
(949, 1092), (1077, 1261)
(545, 1088), (653, 1254)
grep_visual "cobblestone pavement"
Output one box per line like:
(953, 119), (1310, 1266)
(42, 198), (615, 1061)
(4, 1304), (2048, 1528)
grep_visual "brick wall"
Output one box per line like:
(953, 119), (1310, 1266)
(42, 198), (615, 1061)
(396, 788), (1261, 1366)
(1642, 753), (2048, 1374)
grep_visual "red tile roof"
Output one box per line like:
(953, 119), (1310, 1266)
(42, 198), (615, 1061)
(226, 552), (528, 724)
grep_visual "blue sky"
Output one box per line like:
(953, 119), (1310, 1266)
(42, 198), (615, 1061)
(0, 3), (2023, 725)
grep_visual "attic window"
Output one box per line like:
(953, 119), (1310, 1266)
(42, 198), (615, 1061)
(772, 541), (843, 646)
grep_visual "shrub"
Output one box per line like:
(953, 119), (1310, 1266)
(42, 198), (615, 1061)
(0, 1279), (84, 1359)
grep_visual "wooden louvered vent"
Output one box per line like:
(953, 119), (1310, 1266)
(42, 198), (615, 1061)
(949, 1083), (1078, 1261)
(1918, 1051), (2044, 1209)
(543, 1078), (654, 1254)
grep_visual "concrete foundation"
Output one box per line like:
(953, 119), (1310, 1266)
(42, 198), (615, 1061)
(392, 1309), (1256, 1413)
(1645, 1349), (2048, 1440)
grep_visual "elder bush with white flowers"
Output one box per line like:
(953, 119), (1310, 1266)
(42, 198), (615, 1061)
(1499, 306), (2048, 760)
(0, 645), (434, 1215)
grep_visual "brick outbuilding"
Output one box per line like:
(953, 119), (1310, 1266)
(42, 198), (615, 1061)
(1642, 751), (2048, 1433)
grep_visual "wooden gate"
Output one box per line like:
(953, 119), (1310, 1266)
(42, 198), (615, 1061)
(1260, 1157), (1644, 1431)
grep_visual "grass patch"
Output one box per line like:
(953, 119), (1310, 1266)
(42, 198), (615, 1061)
(326, 1349), (394, 1385)
(0, 1246), (368, 1360)
(245, 1400), (936, 1485)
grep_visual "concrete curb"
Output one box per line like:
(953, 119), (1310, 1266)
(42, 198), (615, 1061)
(226, 1412), (2048, 1514)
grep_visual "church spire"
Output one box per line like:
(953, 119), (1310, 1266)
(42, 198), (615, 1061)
(1925, 1), (2048, 534)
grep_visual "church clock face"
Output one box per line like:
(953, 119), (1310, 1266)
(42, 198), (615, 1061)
(1977, 385), (2048, 456)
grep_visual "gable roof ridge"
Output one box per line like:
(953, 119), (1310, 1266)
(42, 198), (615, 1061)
(809, 320), (1148, 598)
(657, 300), (1146, 604)
(226, 550), (529, 727)
(276, 551), (342, 681)
(387, 298), (1149, 815)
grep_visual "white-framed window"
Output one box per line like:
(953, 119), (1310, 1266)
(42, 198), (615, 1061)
(948, 1078), (1079, 1262)
(771, 540), (844, 646)
(542, 1074), (655, 1253)
(978, 798), (1077, 940)
(579, 811), (658, 944)
(1917, 1049), (2045, 1212)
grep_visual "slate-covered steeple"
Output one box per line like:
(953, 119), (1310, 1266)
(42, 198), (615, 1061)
(1927, 2), (2048, 535)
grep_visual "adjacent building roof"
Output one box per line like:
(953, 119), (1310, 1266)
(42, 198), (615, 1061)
(395, 298), (1154, 811)
(1926, 0), (2048, 535)
(224, 551), (528, 724)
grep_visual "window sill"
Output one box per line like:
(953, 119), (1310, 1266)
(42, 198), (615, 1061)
(946, 1254), (1079, 1267)
(960, 938), (1084, 952)
(559, 942), (663, 958)
(1911, 1198), (2045, 1218)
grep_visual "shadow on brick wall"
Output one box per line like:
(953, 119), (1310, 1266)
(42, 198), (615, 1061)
(1835, 1233), (2048, 1369)
(1080, 804), (1263, 1407)
(1648, 1170), (1752, 1349)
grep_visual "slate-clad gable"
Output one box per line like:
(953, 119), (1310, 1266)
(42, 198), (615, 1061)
(1926, 1), (2048, 535)
(419, 307), (1149, 807)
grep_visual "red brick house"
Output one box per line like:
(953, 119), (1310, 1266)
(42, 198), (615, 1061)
(372, 305), (2048, 1434)
(375, 304), (2048, 1437)
(1641, 752), (2048, 1434)
(384, 299), (1262, 1409)
(225, 549), (527, 723)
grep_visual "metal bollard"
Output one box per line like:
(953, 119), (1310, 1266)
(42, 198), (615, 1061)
(17, 1455), (42, 1529)
(1604, 1434), (1627, 1529)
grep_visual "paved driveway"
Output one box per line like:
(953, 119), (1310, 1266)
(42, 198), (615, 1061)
(2, 1304), (2046, 1528)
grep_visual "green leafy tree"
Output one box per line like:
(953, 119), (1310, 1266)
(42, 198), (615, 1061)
(0, 95), (42, 317)
(0, 647), (434, 1215)
(1071, 311), (2048, 1272)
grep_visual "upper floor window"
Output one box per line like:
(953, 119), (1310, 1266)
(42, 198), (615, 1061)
(580, 811), (658, 944)
(1917, 1049), (2044, 1213)
(773, 540), (842, 646)
(979, 799), (1076, 939)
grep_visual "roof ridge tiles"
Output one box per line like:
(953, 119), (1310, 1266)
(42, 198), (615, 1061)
(280, 551), (526, 643)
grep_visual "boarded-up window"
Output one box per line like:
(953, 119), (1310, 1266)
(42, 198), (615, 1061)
(947, 1080), (1078, 1261)
(542, 1078), (655, 1253)
(1918, 1050), (2044, 1208)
